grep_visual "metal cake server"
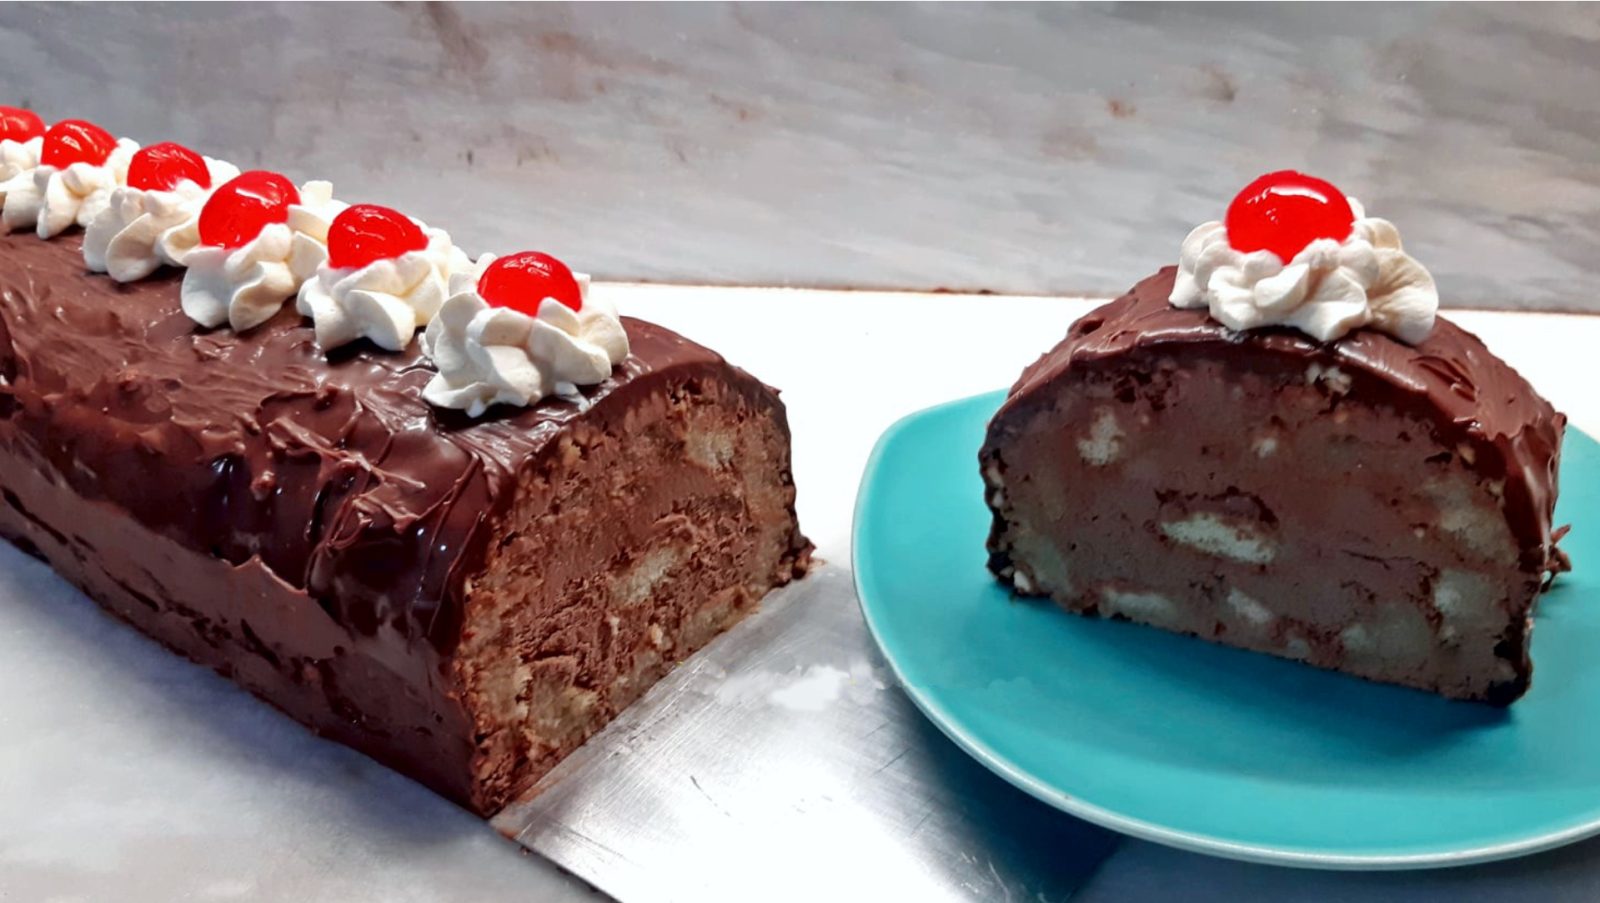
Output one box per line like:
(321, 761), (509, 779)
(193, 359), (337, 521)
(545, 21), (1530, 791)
(494, 565), (1120, 902)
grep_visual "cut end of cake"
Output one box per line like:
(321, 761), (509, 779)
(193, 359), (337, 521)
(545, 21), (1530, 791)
(454, 370), (811, 814)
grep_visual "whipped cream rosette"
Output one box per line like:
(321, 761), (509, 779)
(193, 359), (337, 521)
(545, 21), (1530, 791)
(0, 106), (43, 202)
(0, 119), (137, 238)
(296, 204), (472, 353)
(421, 250), (630, 417)
(84, 141), (240, 282)
(0, 106), (43, 183)
(0, 135), (41, 183)
(180, 172), (346, 332)
(1169, 170), (1438, 344)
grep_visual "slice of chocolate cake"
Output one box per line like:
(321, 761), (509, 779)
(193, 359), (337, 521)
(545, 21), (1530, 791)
(0, 160), (809, 811)
(981, 171), (1567, 704)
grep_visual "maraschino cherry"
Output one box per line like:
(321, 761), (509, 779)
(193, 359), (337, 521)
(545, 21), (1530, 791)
(1225, 170), (1355, 263)
(0, 106), (45, 143)
(126, 141), (210, 192)
(39, 119), (117, 169)
(477, 251), (582, 316)
(327, 204), (427, 270)
(198, 170), (299, 249)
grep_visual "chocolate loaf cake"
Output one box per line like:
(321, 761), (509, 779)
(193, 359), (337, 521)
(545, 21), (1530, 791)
(982, 172), (1567, 704)
(0, 230), (810, 813)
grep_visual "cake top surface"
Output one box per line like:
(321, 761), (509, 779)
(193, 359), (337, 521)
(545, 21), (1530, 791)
(1002, 266), (1567, 573)
(0, 230), (769, 653)
(0, 112), (639, 420)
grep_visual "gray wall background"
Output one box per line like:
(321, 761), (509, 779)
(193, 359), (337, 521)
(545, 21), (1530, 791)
(3, 2), (1598, 309)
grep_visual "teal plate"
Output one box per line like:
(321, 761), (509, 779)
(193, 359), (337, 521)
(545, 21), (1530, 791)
(853, 390), (1599, 869)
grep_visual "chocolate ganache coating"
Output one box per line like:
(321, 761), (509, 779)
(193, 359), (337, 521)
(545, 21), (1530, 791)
(2, 226), (812, 811)
(0, 231), (783, 665)
(997, 267), (1568, 575)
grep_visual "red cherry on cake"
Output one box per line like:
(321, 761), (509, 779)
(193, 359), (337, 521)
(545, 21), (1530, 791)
(0, 106), (45, 143)
(327, 204), (428, 270)
(40, 119), (118, 169)
(477, 251), (583, 316)
(198, 170), (300, 249)
(1225, 170), (1356, 263)
(126, 141), (211, 192)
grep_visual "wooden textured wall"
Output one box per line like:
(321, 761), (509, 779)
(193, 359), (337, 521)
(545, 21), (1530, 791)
(3, 2), (1598, 309)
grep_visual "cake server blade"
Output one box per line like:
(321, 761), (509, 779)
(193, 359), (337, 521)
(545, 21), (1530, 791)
(493, 564), (1120, 903)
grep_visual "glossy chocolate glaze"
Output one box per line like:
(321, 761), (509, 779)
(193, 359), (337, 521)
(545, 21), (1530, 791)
(996, 267), (1568, 574)
(0, 229), (810, 812)
(0, 231), (785, 673)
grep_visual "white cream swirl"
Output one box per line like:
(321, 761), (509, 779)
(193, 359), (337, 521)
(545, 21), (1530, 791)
(0, 139), (47, 232)
(295, 226), (472, 353)
(0, 138), (140, 238)
(83, 157), (240, 282)
(420, 256), (630, 417)
(1169, 199), (1438, 344)
(180, 181), (347, 333)
(0, 135), (41, 182)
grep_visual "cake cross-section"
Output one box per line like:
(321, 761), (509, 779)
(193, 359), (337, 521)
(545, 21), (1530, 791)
(981, 172), (1567, 704)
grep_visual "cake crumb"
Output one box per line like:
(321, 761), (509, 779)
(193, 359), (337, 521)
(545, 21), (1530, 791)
(1077, 409), (1124, 466)
(1225, 588), (1274, 627)
(1159, 513), (1276, 564)
(1306, 363), (1353, 395)
(1100, 587), (1176, 621)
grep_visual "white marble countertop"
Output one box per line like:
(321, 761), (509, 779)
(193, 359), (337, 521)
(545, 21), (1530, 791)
(1, 283), (1596, 901)
(7, 4), (1600, 310)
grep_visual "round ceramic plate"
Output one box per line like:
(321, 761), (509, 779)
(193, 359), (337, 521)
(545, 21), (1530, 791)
(853, 390), (1599, 870)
